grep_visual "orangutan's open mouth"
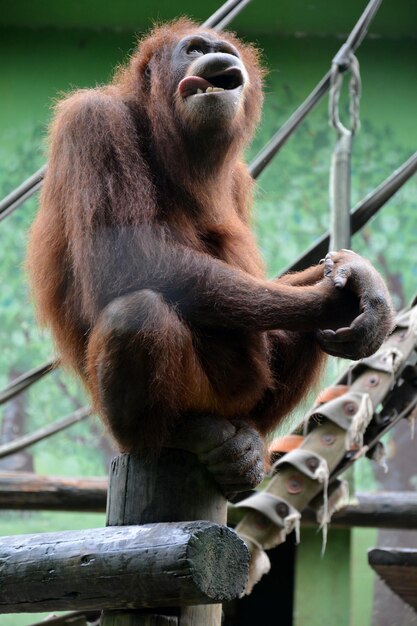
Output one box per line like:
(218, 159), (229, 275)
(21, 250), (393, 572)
(179, 66), (244, 98)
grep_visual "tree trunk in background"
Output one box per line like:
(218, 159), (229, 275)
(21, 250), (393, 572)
(0, 369), (33, 472)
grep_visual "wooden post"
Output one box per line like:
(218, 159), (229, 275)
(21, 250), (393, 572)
(101, 449), (234, 626)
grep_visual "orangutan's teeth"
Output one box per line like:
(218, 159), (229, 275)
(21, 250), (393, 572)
(206, 86), (225, 93)
(197, 88), (204, 94)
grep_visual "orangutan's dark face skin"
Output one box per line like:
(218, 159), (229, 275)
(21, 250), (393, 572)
(172, 34), (249, 127)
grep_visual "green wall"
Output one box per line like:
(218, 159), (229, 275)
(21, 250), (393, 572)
(0, 5), (416, 625)
(1, 0), (416, 37)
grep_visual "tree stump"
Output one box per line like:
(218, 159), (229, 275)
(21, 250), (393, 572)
(101, 449), (239, 626)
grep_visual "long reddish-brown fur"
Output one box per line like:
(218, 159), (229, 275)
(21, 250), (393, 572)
(27, 19), (393, 454)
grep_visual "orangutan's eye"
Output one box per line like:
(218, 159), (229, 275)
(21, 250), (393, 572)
(187, 44), (204, 55)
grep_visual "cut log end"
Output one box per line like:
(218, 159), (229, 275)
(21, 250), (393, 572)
(187, 524), (249, 601)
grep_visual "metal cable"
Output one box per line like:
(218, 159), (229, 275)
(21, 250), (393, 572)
(0, 406), (92, 459)
(280, 150), (417, 275)
(0, 166), (45, 222)
(328, 53), (361, 251)
(203, 0), (252, 29)
(249, 0), (380, 178)
(210, 0), (253, 31)
(0, 360), (58, 406)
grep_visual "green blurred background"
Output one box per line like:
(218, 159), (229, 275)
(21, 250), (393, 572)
(0, 1), (416, 624)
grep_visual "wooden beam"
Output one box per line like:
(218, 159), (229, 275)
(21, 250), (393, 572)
(2, 473), (417, 532)
(302, 491), (417, 530)
(0, 521), (248, 614)
(368, 548), (417, 611)
(0, 471), (107, 511)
